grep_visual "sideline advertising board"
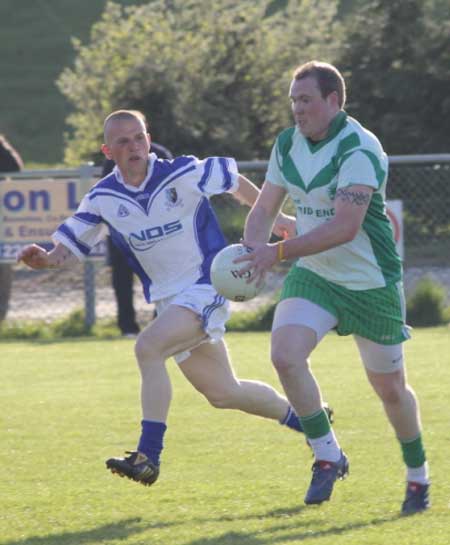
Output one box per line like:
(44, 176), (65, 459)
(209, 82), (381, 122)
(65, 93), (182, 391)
(0, 177), (105, 262)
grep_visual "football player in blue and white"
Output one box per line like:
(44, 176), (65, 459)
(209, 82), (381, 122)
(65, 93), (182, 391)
(18, 109), (327, 487)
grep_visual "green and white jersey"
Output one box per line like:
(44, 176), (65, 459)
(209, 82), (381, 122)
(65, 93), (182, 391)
(267, 111), (402, 290)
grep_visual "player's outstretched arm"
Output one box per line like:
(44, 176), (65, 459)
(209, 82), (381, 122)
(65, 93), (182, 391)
(233, 174), (260, 208)
(17, 243), (77, 270)
(234, 175), (293, 239)
(243, 181), (288, 245)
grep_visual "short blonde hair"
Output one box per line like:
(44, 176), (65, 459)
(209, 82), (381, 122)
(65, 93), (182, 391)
(103, 109), (148, 137)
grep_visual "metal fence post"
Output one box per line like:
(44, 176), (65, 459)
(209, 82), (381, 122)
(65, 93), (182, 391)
(78, 163), (97, 328)
(83, 261), (96, 328)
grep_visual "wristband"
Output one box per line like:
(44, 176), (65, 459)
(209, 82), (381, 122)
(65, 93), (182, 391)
(277, 241), (285, 262)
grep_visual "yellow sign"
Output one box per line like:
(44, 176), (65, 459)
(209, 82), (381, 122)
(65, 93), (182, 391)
(0, 178), (104, 262)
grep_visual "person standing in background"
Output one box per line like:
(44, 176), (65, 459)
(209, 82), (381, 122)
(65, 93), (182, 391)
(0, 134), (24, 322)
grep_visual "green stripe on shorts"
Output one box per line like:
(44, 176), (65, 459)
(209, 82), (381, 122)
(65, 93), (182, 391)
(280, 267), (410, 345)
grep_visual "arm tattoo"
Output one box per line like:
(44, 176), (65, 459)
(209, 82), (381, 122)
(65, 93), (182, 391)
(335, 188), (371, 206)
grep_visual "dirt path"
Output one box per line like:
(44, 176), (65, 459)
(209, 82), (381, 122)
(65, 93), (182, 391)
(6, 263), (450, 323)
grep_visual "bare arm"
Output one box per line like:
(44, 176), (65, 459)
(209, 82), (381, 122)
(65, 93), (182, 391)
(233, 176), (294, 239)
(17, 242), (79, 270)
(243, 181), (289, 243)
(238, 184), (373, 277)
(279, 185), (373, 259)
(232, 174), (261, 208)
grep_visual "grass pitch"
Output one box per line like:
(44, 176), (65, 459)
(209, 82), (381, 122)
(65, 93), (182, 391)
(1, 328), (449, 545)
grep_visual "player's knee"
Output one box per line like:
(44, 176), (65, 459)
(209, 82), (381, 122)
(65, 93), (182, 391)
(207, 394), (233, 409)
(134, 333), (160, 365)
(271, 345), (307, 375)
(204, 386), (240, 409)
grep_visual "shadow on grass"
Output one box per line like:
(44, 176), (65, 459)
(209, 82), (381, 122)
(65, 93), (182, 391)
(1, 517), (177, 545)
(213, 504), (309, 523)
(186, 510), (402, 545)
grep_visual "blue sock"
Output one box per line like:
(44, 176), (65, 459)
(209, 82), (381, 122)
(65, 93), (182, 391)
(137, 420), (167, 466)
(280, 406), (304, 433)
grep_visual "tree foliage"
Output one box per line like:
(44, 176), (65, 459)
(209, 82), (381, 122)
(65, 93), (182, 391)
(58, 0), (449, 163)
(57, 0), (339, 164)
(337, 0), (450, 154)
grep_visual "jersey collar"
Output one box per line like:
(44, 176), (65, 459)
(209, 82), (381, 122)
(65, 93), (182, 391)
(113, 153), (157, 191)
(305, 110), (348, 153)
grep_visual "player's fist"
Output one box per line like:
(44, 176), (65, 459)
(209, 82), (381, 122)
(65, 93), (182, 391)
(16, 244), (51, 269)
(273, 212), (296, 240)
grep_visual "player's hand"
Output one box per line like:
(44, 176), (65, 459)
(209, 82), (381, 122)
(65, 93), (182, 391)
(233, 241), (278, 287)
(273, 212), (296, 240)
(16, 244), (52, 269)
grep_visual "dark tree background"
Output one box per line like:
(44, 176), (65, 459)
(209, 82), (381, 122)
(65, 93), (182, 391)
(57, 0), (449, 162)
(337, 0), (450, 154)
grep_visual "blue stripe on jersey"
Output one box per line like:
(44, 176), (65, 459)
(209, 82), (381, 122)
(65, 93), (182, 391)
(93, 172), (144, 197)
(197, 158), (213, 192)
(88, 190), (145, 213)
(151, 155), (196, 177)
(74, 212), (103, 225)
(89, 157), (198, 217)
(202, 294), (226, 329)
(146, 164), (197, 213)
(94, 172), (117, 190)
(57, 224), (91, 255)
(218, 157), (233, 191)
(193, 197), (227, 284)
(108, 226), (153, 302)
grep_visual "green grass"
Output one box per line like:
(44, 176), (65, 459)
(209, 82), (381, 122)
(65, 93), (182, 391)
(1, 328), (450, 545)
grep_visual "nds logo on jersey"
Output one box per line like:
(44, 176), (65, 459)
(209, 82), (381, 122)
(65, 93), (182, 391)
(165, 187), (183, 211)
(129, 220), (183, 251)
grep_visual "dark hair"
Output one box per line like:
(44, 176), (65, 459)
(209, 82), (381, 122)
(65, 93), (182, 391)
(293, 61), (346, 108)
(0, 134), (23, 172)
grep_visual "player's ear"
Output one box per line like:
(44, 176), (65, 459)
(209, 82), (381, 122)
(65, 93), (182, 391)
(101, 143), (113, 160)
(327, 90), (339, 109)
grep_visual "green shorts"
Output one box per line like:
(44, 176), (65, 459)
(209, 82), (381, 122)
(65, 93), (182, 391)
(280, 267), (410, 345)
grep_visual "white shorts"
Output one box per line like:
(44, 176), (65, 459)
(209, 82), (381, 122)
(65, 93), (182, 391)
(272, 298), (337, 342)
(155, 283), (231, 363)
(272, 298), (404, 374)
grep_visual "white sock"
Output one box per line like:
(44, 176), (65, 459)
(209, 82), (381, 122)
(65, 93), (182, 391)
(407, 462), (430, 485)
(308, 430), (341, 462)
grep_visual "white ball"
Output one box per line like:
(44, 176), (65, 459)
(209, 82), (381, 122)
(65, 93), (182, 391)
(210, 243), (264, 302)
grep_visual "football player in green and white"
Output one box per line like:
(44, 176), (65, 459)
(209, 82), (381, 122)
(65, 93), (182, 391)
(237, 60), (429, 515)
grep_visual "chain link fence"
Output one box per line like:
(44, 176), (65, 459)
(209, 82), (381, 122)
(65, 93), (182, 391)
(1, 155), (449, 328)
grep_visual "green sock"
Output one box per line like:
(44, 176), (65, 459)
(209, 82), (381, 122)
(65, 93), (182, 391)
(299, 408), (331, 439)
(400, 435), (426, 468)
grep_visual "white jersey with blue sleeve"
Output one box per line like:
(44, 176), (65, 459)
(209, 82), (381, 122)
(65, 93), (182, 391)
(53, 153), (239, 302)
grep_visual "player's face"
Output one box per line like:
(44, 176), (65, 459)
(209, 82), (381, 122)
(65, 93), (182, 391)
(102, 117), (151, 181)
(289, 76), (339, 141)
